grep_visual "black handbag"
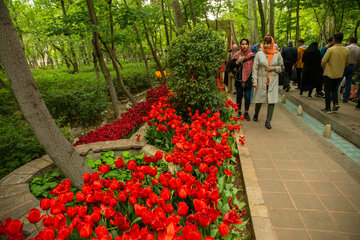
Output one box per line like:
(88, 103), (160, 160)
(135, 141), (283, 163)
(233, 56), (255, 89)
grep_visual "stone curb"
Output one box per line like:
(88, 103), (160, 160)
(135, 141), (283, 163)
(279, 88), (360, 147)
(236, 128), (276, 240)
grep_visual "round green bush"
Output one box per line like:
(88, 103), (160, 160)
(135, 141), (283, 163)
(165, 27), (227, 120)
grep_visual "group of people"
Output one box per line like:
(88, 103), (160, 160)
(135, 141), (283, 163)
(224, 33), (360, 129)
(225, 35), (283, 129)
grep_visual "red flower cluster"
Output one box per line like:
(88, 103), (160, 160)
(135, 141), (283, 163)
(74, 85), (168, 146)
(1, 90), (246, 240)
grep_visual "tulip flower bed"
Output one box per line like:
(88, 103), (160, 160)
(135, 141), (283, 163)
(74, 85), (169, 146)
(0, 89), (251, 239)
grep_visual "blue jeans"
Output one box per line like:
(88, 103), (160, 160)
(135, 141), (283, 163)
(236, 86), (251, 111)
(343, 64), (355, 101)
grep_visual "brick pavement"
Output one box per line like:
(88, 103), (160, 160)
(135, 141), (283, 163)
(230, 92), (360, 240)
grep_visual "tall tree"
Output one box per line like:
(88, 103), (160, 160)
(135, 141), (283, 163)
(60, 0), (79, 73)
(86, 0), (121, 119)
(248, 0), (254, 44)
(269, 0), (275, 37)
(257, 0), (266, 38)
(252, 0), (260, 43)
(170, 0), (185, 34)
(161, 0), (170, 46)
(189, 0), (196, 27)
(263, 0), (268, 34)
(0, 0), (92, 188)
(295, 0), (300, 44)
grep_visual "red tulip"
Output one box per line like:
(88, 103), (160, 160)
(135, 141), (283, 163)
(82, 173), (91, 183)
(79, 223), (93, 238)
(58, 225), (71, 239)
(127, 160), (136, 170)
(198, 163), (208, 173)
(177, 202), (189, 216)
(95, 225), (108, 238)
(115, 158), (125, 168)
(26, 208), (44, 223)
(224, 169), (232, 177)
(219, 223), (229, 236)
(40, 198), (51, 210)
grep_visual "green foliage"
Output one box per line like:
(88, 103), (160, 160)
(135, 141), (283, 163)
(145, 125), (175, 152)
(30, 169), (74, 199)
(0, 114), (44, 180)
(166, 27), (227, 121)
(86, 151), (168, 181)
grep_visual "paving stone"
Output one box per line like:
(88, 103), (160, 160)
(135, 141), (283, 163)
(0, 173), (34, 185)
(75, 144), (91, 156)
(10, 165), (39, 176)
(289, 152), (310, 161)
(0, 184), (29, 198)
(251, 217), (276, 240)
(309, 182), (340, 195)
(41, 155), (53, 163)
(331, 213), (360, 234)
(252, 160), (275, 169)
(25, 158), (53, 170)
(346, 234), (360, 240)
(275, 228), (311, 240)
(319, 195), (357, 212)
(269, 209), (304, 228)
(0, 198), (39, 220)
(291, 194), (325, 210)
(299, 210), (339, 231)
(347, 197), (360, 211)
(279, 169), (304, 180)
(324, 172), (357, 183)
(0, 193), (33, 214)
(274, 160), (298, 169)
(309, 230), (347, 240)
(263, 192), (295, 209)
(316, 161), (344, 171)
(284, 181), (313, 194)
(249, 204), (269, 217)
(334, 183), (360, 197)
(269, 152), (291, 161)
(258, 179), (287, 192)
(295, 161), (320, 170)
(255, 169), (281, 180)
(302, 170), (329, 181)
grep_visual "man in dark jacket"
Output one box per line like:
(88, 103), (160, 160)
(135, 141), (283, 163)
(281, 40), (298, 91)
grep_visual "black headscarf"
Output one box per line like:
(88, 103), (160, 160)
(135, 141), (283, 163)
(302, 42), (321, 66)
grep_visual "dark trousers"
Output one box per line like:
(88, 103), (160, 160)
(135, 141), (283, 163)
(283, 62), (293, 87)
(296, 68), (302, 85)
(236, 86), (251, 111)
(316, 76), (324, 93)
(324, 76), (342, 109)
(255, 103), (275, 122)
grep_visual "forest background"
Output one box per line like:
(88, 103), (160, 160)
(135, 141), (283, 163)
(0, 0), (359, 180)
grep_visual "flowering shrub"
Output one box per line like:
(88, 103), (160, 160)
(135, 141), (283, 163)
(0, 91), (250, 239)
(74, 85), (168, 146)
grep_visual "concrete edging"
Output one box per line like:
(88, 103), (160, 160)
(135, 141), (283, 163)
(279, 88), (360, 147)
(236, 128), (276, 240)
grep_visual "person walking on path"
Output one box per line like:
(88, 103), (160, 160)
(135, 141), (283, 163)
(225, 44), (239, 94)
(342, 37), (360, 103)
(294, 39), (307, 88)
(300, 42), (322, 98)
(321, 32), (350, 113)
(281, 39), (298, 92)
(316, 38), (333, 98)
(252, 35), (284, 129)
(231, 38), (256, 120)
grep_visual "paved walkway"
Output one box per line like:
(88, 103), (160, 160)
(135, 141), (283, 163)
(230, 90), (360, 240)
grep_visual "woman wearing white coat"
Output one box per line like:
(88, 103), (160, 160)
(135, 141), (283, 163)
(252, 36), (284, 129)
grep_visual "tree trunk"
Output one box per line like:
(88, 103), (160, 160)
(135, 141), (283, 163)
(60, 0), (79, 73)
(295, 0), (300, 45)
(92, 43), (100, 79)
(257, 0), (266, 38)
(170, 0), (185, 34)
(167, 4), (173, 40)
(189, 0), (196, 27)
(354, 20), (360, 39)
(248, 0), (253, 45)
(229, 10), (238, 46)
(86, 0), (121, 119)
(143, 22), (166, 80)
(161, 0), (170, 46)
(252, 0), (259, 43)
(0, 0), (93, 188)
(263, 0), (268, 34)
(181, 0), (191, 30)
(204, 12), (210, 30)
(309, 0), (326, 43)
(269, 0), (275, 37)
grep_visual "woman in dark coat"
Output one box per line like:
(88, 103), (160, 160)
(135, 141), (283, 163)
(300, 42), (322, 98)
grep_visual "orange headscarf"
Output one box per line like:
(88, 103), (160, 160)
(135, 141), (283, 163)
(262, 36), (279, 85)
